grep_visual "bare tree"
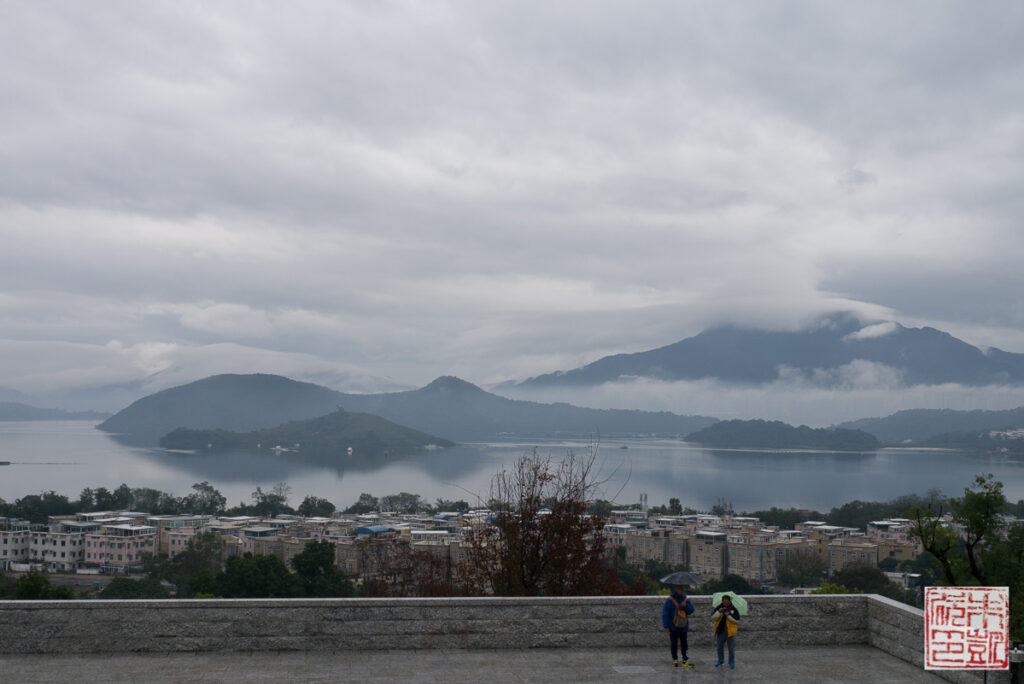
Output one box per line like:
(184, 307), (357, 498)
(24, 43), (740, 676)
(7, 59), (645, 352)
(459, 445), (621, 596)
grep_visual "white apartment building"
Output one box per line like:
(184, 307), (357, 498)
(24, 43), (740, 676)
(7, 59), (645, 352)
(0, 518), (33, 569)
(29, 520), (100, 573)
(84, 524), (157, 574)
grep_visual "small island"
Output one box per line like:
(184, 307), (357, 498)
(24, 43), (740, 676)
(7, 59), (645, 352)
(159, 408), (454, 457)
(686, 419), (880, 451)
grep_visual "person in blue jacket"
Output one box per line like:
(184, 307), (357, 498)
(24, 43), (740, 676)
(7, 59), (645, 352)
(661, 584), (696, 667)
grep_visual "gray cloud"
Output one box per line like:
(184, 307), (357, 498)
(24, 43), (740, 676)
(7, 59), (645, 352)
(1, 1), (1023, 418)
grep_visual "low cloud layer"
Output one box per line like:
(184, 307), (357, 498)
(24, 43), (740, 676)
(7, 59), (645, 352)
(2, 2), (1023, 415)
(500, 376), (1024, 428)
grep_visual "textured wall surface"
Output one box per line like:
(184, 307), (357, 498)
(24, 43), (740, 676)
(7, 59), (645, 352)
(0, 594), (1006, 681)
(867, 595), (1008, 684)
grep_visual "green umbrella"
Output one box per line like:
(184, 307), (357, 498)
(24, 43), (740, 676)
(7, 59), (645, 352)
(712, 591), (749, 616)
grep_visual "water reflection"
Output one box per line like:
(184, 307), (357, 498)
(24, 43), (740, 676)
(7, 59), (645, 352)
(1, 422), (1024, 512)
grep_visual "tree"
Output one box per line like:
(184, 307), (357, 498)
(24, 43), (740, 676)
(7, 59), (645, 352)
(163, 531), (225, 597)
(291, 540), (352, 597)
(297, 496), (336, 518)
(877, 557), (900, 572)
(906, 503), (960, 586)
(130, 487), (181, 514)
(907, 474), (1024, 640)
(954, 474), (1006, 585)
(216, 553), (302, 598)
(459, 446), (622, 596)
(77, 488), (96, 511)
(700, 574), (764, 595)
(744, 507), (821, 530)
(250, 482), (293, 517)
(831, 566), (900, 597)
(379, 492), (428, 514)
(344, 493), (379, 514)
(906, 474), (1006, 586)
(99, 576), (170, 599)
(12, 571), (75, 599)
(776, 552), (827, 587)
(111, 483), (133, 510)
(93, 487), (116, 511)
(13, 491), (76, 523)
(359, 540), (461, 597)
(181, 482), (227, 515)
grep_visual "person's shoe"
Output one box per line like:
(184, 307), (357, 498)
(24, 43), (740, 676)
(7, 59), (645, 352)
(680, 659), (694, 668)
(673, 660), (679, 667)
(715, 661), (723, 667)
(729, 664), (735, 669)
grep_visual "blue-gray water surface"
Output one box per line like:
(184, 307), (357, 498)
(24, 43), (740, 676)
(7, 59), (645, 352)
(2, 421), (1023, 511)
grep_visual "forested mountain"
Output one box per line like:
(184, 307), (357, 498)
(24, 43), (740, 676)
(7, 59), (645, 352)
(0, 401), (109, 421)
(839, 407), (1024, 444)
(513, 313), (1024, 389)
(160, 409), (453, 457)
(686, 419), (880, 451)
(98, 373), (718, 445)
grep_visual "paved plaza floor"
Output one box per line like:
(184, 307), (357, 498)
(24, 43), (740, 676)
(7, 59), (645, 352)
(0, 645), (954, 683)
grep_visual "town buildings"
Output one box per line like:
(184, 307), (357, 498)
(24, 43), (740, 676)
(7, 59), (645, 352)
(1, 505), (923, 589)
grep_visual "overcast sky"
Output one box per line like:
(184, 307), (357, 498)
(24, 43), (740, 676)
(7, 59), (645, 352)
(2, 2), (1024, 418)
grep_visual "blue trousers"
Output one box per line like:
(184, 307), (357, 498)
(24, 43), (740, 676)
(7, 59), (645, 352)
(716, 631), (736, 665)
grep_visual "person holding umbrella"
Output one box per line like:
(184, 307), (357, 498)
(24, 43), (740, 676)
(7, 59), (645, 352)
(711, 591), (747, 669)
(661, 582), (696, 668)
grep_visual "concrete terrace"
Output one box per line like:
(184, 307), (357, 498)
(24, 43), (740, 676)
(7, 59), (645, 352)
(1, 595), (1006, 683)
(0, 645), (950, 683)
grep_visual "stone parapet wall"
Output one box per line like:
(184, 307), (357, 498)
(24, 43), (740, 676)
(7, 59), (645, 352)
(0, 594), (1007, 681)
(867, 595), (1007, 684)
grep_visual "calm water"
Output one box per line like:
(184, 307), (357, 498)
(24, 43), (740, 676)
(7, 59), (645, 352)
(2, 421), (1024, 511)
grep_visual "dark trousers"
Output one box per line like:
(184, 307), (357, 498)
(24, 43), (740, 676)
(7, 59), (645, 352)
(669, 630), (688, 660)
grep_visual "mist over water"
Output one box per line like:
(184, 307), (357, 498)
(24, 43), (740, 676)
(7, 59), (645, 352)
(3, 422), (1024, 512)
(499, 379), (1024, 427)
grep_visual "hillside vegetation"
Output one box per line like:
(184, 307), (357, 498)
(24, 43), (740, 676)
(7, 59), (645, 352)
(686, 419), (880, 451)
(159, 409), (453, 457)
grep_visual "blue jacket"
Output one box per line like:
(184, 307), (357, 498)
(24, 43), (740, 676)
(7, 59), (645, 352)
(662, 593), (695, 632)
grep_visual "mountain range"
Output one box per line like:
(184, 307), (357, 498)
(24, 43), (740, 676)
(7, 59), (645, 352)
(839, 407), (1024, 444)
(510, 313), (1024, 389)
(97, 374), (718, 446)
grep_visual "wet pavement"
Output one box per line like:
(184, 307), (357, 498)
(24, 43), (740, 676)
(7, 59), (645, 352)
(0, 645), (952, 683)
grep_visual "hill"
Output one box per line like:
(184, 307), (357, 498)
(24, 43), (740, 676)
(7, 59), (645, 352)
(686, 419), (881, 451)
(97, 374), (345, 445)
(513, 313), (1024, 389)
(336, 376), (717, 441)
(97, 374), (718, 445)
(159, 408), (453, 457)
(0, 402), (110, 421)
(839, 407), (1024, 444)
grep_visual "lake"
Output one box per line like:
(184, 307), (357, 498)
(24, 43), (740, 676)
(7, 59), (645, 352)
(2, 421), (1024, 512)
